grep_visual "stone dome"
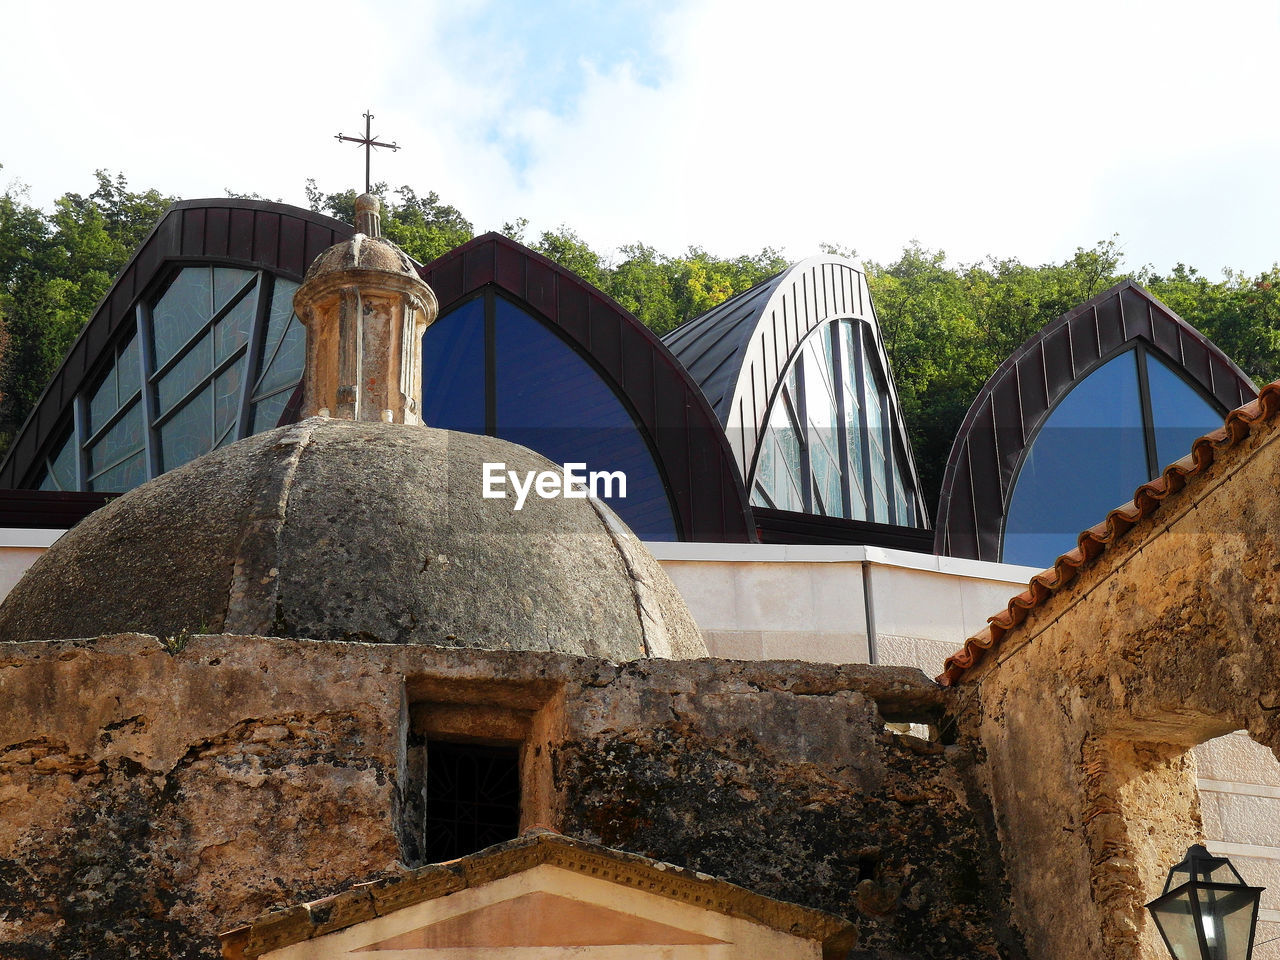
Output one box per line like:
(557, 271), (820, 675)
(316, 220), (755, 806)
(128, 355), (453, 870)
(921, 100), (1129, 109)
(0, 420), (705, 660)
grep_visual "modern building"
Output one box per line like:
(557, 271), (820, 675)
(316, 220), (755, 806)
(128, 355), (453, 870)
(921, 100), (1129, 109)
(2, 196), (1278, 960)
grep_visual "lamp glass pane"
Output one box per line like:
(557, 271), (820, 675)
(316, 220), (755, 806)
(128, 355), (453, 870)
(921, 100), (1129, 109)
(1151, 892), (1202, 960)
(1199, 885), (1261, 960)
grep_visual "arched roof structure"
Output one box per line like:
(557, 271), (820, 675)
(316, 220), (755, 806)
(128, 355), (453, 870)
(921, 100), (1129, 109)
(934, 280), (1257, 564)
(0, 207), (755, 543)
(419, 233), (755, 543)
(0, 199), (352, 492)
(664, 255), (928, 545)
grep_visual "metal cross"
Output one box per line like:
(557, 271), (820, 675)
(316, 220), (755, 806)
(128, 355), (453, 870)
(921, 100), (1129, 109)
(335, 111), (399, 194)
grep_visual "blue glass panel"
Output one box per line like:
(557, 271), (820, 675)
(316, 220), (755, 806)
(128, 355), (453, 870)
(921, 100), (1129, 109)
(88, 367), (118, 436)
(493, 296), (676, 540)
(116, 333), (141, 403)
(421, 297), (485, 434)
(254, 315), (304, 399)
(48, 430), (77, 491)
(803, 337), (842, 517)
(251, 390), (293, 432)
(1004, 351), (1149, 567)
(90, 451), (147, 493)
(157, 332), (212, 414)
(259, 278), (299, 364)
(839, 322), (866, 521)
(39, 429), (76, 491)
(753, 388), (804, 512)
(87, 403), (143, 478)
(861, 358), (888, 523)
(253, 278), (304, 400)
(160, 386), (213, 471)
(214, 361), (245, 444)
(153, 268), (213, 367)
(214, 293), (256, 364)
(1147, 353), (1225, 470)
(213, 268), (255, 314)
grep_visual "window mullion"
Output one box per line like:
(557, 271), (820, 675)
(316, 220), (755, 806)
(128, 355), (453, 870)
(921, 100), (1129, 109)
(484, 289), (497, 435)
(793, 357), (813, 514)
(239, 272), (273, 438)
(1134, 344), (1160, 480)
(136, 301), (162, 480)
(853, 323), (876, 520)
(830, 322), (854, 519)
(72, 394), (89, 492)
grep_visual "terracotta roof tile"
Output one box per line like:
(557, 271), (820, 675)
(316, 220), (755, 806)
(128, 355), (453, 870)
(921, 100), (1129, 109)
(937, 380), (1280, 687)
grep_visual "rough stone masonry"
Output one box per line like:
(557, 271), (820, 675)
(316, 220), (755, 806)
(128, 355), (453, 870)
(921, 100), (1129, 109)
(0, 635), (1022, 960)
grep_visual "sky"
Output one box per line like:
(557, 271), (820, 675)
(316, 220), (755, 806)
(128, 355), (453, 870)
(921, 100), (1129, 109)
(2, 0), (1278, 275)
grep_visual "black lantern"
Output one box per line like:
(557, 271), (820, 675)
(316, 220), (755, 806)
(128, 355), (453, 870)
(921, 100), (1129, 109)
(1146, 844), (1264, 960)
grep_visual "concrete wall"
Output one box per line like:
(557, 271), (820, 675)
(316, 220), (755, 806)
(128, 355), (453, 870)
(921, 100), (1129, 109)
(0, 530), (58, 600)
(647, 541), (1040, 676)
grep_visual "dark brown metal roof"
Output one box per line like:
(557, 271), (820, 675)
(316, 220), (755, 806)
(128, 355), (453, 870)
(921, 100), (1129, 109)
(0, 490), (117, 530)
(419, 232), (756, 543)
(0, 199), (353, 490)
(752, 507), (934, 550)
(933, 280), (1257, 561)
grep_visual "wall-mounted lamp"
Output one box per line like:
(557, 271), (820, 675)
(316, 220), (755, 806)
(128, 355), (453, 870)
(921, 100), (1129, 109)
(1146, 844), (1264, 960)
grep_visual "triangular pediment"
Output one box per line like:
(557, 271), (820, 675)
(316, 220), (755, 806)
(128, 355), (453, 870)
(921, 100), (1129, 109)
(223, 833), (854, 960)
(355, 890), (724, 950)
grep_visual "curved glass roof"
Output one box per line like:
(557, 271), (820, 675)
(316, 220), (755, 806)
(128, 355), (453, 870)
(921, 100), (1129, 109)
(936, 280), (1257, 565)
(419, 233), (756, 544)
(1, 199), (349, 493)
(422, 291), (677, 539)
(33, 265), (304, 493)
(664, 255), (927, 534)
(5, 206), (757, 544)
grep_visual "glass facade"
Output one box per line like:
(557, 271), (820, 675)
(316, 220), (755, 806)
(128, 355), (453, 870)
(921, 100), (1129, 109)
(421, 290), (679, 540)
(36, 266), (305, 494)
(750, 319), (921, 527)
(1002, 347), (1227, 567)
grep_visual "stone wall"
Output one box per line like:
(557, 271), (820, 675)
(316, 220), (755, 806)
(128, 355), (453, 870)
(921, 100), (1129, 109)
(0, 634), (1020, 960)
(957, 411), (1280, 960)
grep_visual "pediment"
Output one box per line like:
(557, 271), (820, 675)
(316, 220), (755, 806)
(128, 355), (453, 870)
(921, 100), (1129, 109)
(354, 890), (724, 950)
(223, 833), (853, 960)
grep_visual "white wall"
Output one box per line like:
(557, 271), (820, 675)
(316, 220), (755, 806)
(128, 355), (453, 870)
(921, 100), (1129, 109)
(647, 541), (1039, 677)
(0, 530), (58, 599)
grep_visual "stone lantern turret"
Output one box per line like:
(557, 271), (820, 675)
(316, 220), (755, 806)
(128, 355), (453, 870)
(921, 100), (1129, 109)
(292, 193), (439, 423)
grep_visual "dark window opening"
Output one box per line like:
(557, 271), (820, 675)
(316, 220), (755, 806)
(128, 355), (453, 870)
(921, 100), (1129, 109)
(423, 740), (521, 863)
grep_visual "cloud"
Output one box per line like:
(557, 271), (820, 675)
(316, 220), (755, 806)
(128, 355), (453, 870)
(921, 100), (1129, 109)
(3, 0), (1277, 273)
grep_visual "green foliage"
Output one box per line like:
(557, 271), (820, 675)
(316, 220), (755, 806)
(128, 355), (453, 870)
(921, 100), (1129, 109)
(1142, 264), (1280, 384)
(305, 179), (475, 264)
(529, 235), (786, 337)
(0, 169), (172, 454)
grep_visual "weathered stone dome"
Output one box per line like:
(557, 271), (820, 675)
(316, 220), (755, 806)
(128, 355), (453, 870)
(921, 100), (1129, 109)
(0, 419), (705, 660)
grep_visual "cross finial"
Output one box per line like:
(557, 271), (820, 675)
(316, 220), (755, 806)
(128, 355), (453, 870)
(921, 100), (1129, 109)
(335, 110), (399, 194)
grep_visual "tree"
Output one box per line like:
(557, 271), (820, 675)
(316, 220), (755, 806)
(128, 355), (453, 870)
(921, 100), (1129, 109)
(305, 180), (474, 264)
(0, 170), (171, 453)
(864, 239), (1128, 512)
(1143, 264), (1280, 385)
